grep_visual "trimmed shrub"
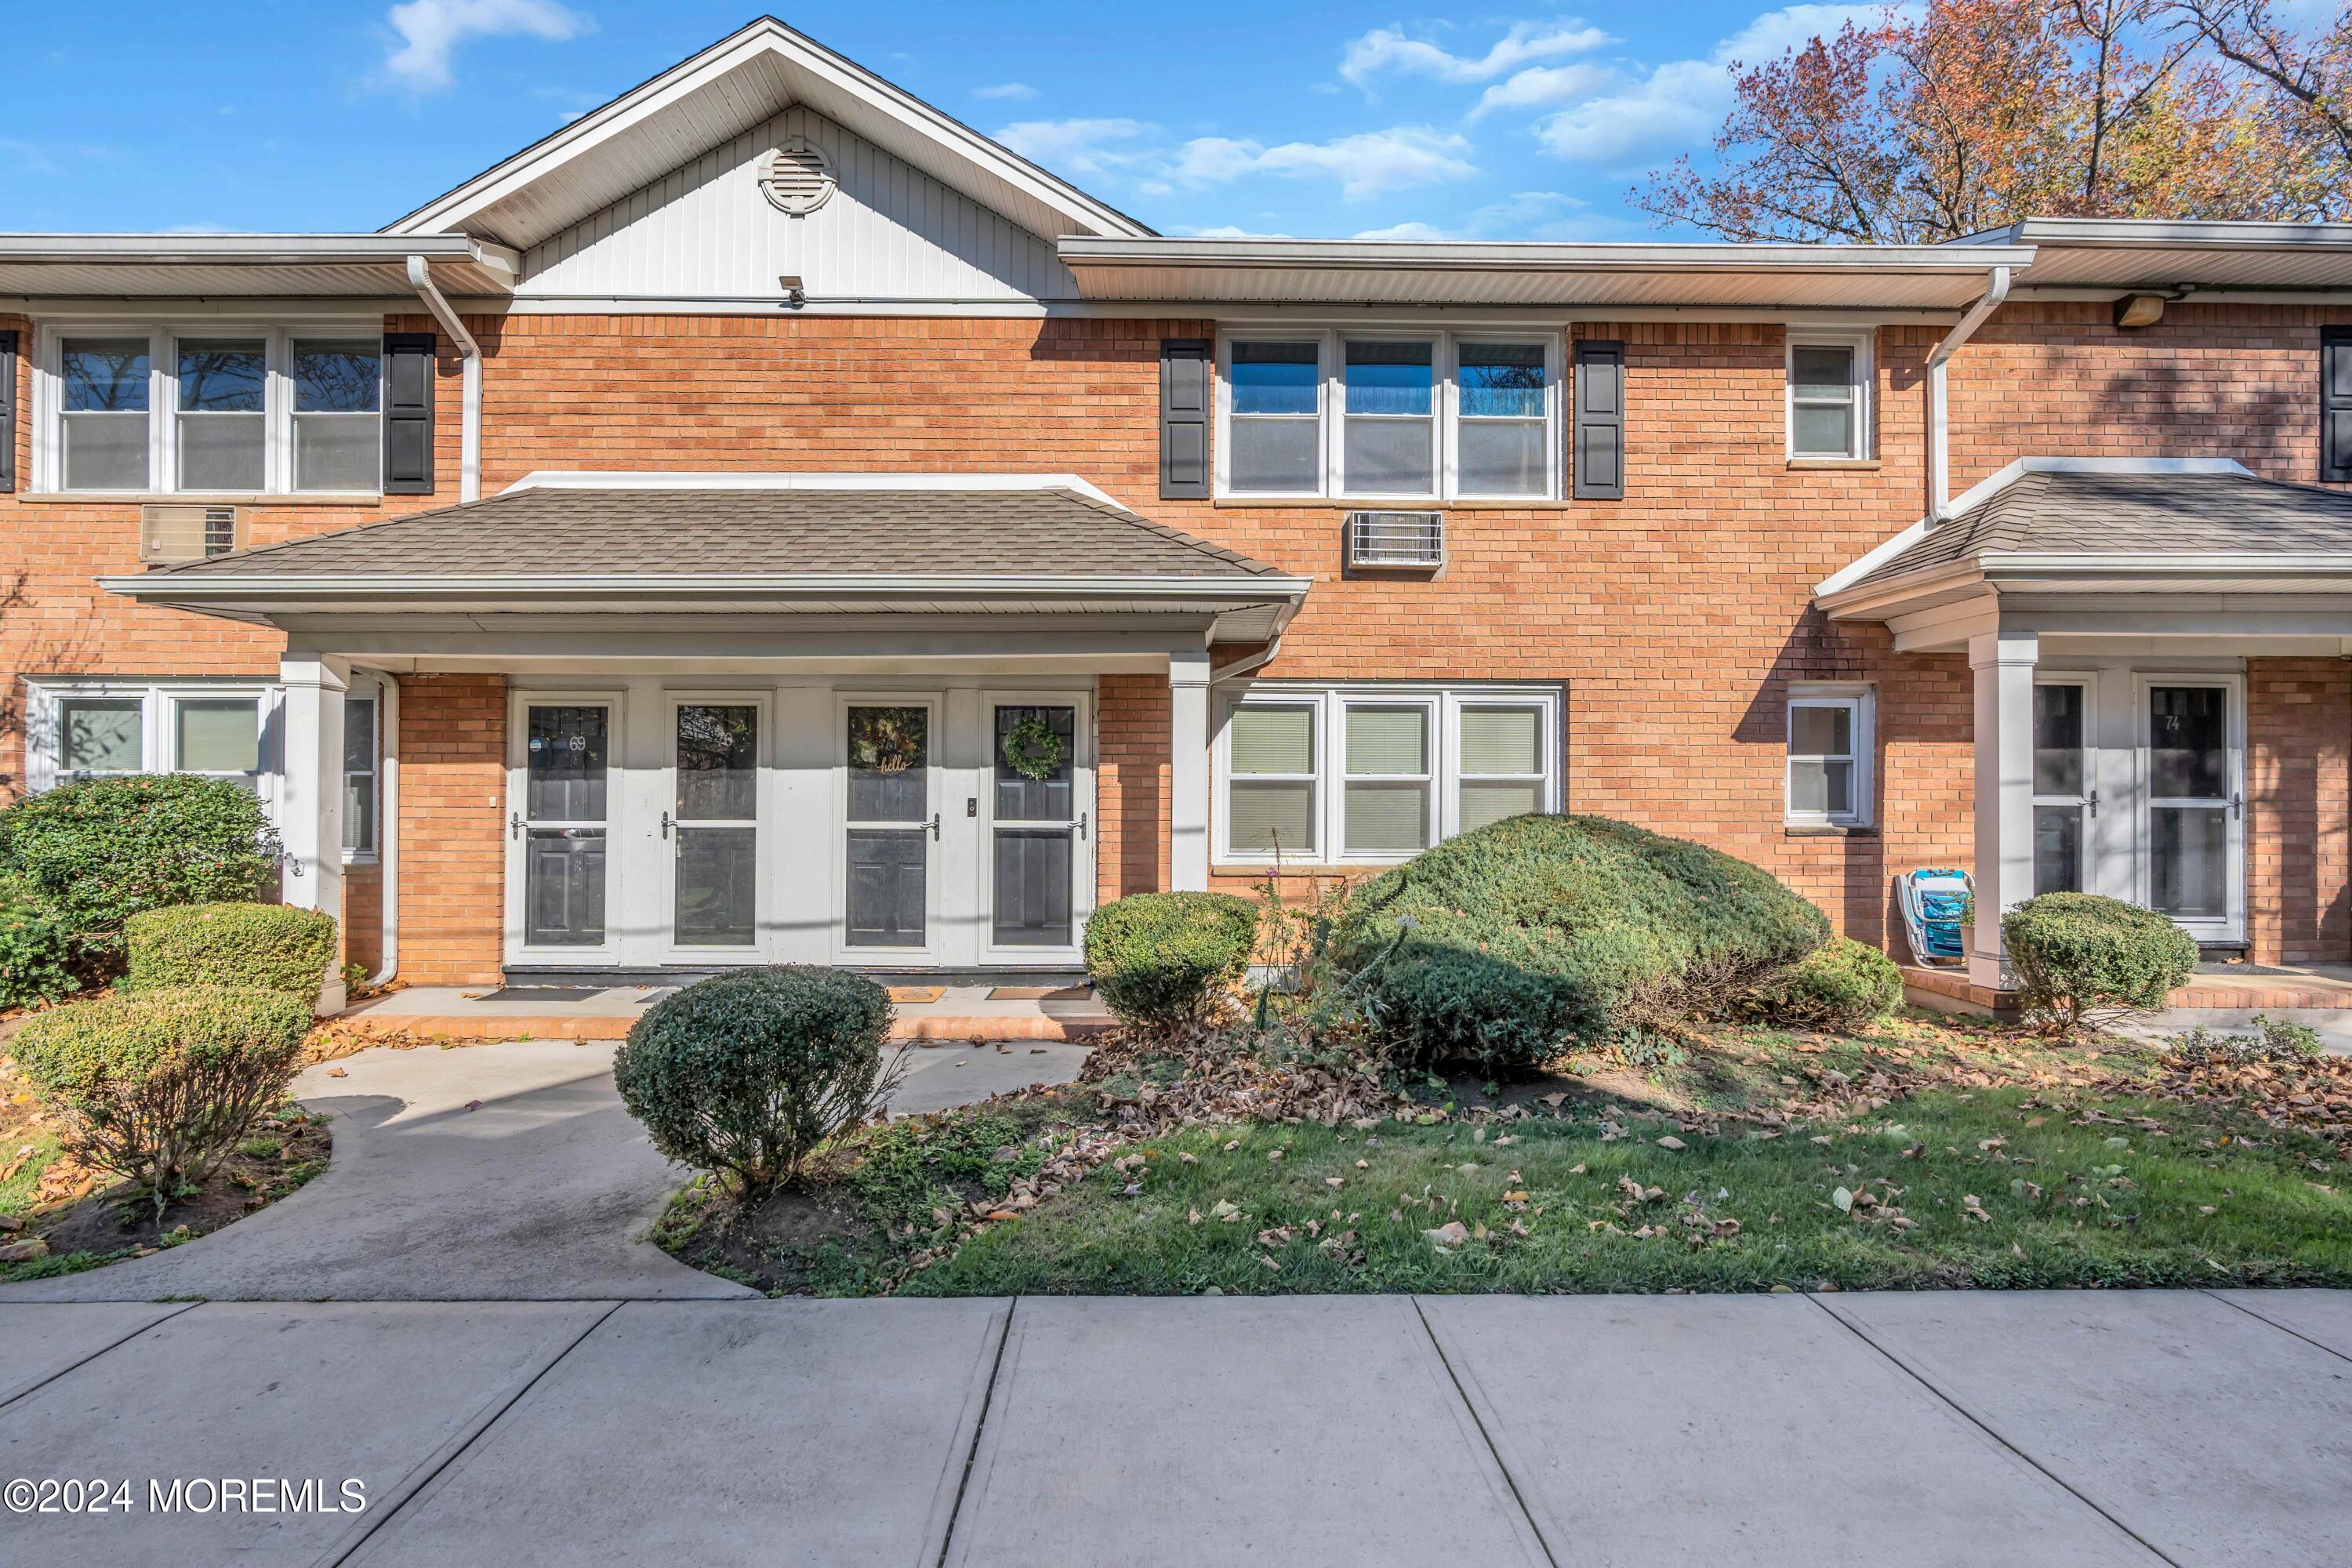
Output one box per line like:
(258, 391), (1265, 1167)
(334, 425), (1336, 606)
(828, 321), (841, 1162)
(13, 986), (311, 1221)
(0, 877), (80, 1011)
(1083, 891), (1259, 1033)
(1748, 937), (1904, 1031)
(613, 966), (899, 1196)
(1334, 815), (1830, 1071)
(2004, 892), (2198, 1035)
(0, 776), (281, 964)
(125, 902), (338, 998)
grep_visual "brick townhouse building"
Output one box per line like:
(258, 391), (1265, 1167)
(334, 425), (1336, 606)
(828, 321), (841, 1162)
(5, 18), (2352, 1008)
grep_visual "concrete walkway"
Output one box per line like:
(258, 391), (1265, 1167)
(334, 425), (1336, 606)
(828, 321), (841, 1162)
(2, 1290), (2347, 1567)
(0, 1036), (1091, 1304)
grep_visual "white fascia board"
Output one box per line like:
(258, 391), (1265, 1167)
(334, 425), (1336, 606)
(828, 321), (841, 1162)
(1057, 238), (2036, 274)
(0, 232), (517, 282)
(500, 470), (1126, 510)
(1811, 456), (2258, 598)
(99, 573), (1313, 602)
(384, 19), (1149, 244)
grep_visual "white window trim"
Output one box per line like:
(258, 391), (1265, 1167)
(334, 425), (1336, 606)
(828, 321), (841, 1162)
(1215, 328), (1563, 503)
(1784, 682), (1873, 828)
(1337, 692), (1439, 858)
(1214, 683), (1564, 866)
(343, 681), (383, 865)
(1785, 328), (1875, 461)
(34, 322), (383, 499)
(24, 679), (282, 808)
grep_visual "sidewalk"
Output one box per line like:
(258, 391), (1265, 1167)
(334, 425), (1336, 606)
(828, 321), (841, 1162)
(3, 1289), (2347, 1567)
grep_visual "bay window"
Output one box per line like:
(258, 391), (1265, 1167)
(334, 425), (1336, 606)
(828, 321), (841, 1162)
(42, 325), (383, 496)
(1218, 685), (1561, 864)
(1217, 330), (1560, 501)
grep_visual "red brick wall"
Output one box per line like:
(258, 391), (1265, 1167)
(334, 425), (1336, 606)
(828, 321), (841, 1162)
(397, 674), (506, 984)
(2249, 659), (2352, 965)
(5, 304), (2350, 971)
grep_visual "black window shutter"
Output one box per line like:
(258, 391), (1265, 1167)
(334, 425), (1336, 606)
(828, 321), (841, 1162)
(1573, 338), (1625, 500)
(382, 332), (437, 495)
(2324, 328), (2352, 483)
(1160, 337), (1212, 499)
(0, 329), (16, 494)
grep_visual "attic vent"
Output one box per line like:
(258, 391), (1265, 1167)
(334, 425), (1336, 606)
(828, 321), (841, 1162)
(1345, 510), (1445, 571)
(141, 504), (242, 566)
(758, 138), (836, 216)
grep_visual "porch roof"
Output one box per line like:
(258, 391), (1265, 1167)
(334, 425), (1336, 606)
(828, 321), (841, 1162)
(1816, 458), (2352, 634)
(98, 474), (1311, 641)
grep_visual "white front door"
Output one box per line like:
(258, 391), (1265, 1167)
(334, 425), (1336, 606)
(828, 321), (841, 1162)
(663, 698), (764, 959)
(505, 696), (620, 964)
(2139, 677), (2245, 945)
(981, 695), (1095, 963)
(837, 698), (942, 960)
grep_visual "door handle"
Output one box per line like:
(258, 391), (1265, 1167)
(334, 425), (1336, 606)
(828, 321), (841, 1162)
(927, 813), (942, 840)
(510, 812), (523, 841)
(1077, 811), (1088, 841)
(2086, 790), (2098, 821)
(660, 811), (674, 839)
(2231, 792), (2243, 820)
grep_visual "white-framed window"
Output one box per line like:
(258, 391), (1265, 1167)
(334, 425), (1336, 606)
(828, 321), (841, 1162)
(1786, 329), (1874, 460)
(1215, 684), (1563, 864)
(343, 693), (380, 858)
(25, 681), (278, 800)
(36, 325), (382, 497)
(1785, 684), (1873, 827)
(1216, 328), (1562, 501)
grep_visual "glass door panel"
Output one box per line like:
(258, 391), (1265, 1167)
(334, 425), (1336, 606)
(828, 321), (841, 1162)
(2146, 684), (2238, 929)
(523, 704), (609, 948)
(672, 703), (757, 948)
(992, 704), (1079, 948)
(845, 705), (931, 949)
(2031, 682), (2089, 895)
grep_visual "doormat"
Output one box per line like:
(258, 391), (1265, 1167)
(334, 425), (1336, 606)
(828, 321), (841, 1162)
(2194, 961), (2311, 978)
(887, 985), (947, 1004)
(987, 985), (1094, 1001)
(470, 985), (609, 1004)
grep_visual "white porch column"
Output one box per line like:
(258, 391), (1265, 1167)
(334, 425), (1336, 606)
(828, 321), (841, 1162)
(1169, 648), (1212, 891)
(279, 654), (350, 1014)
(1969, 630), (2038, 990)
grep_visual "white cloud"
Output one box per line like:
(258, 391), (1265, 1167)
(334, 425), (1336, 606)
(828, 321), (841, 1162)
(993, 118), (1158, 181)
(1533, 3), (1901, 169)
(999, 120), (1474, 201)
(0, 137), (59, 176)
(975, 81), (1038, 101)
(1349, 190), (1646, 242)
(1467, 62), (1614, 121)
(1177, 223), (1295, 238)
(1171, 127), (1476, 200)
(1341, 18), (1610, 89)
(382, 0), (592, 92)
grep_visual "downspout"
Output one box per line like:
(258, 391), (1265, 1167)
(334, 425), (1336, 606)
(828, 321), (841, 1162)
(1926, 267), (2011, 521)
(362, 673), (401, 990)
(404, 255), (481, 503)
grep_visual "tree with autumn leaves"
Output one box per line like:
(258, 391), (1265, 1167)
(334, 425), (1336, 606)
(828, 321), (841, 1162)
(1639, 1), (2352, 241)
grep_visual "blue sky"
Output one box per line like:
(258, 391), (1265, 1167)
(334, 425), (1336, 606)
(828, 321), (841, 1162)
(3, 2), (1904, 240)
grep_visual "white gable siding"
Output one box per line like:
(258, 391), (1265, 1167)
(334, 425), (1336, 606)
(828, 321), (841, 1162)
(517, 106), (1073, 303)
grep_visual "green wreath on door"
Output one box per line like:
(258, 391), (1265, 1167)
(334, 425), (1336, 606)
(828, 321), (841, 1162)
(1001, 714), (1066, 781)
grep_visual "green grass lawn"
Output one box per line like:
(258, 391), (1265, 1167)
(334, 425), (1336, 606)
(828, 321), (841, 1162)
(897, 1080), (2350, 1297)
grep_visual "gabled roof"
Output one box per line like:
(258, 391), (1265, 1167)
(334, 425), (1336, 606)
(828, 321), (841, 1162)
(384, 16), (1152, 252)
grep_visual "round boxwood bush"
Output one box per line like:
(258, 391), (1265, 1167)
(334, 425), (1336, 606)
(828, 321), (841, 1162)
(125, 902), (339, 999)
(13, 985), (312, 1220)
(0, 876), (80, 1011)
(2003, 892), (2198, 1035)
(0, 775), (281, 965)
(613, 966), (897, 1196)
(1082, 891), (1258, 1033)
(1334, 815), (1830, 1072)
(1748, 937), (1904, 1031)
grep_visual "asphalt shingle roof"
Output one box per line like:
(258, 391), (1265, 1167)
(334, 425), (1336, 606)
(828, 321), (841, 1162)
(1853, 468), (2352, 588)
(151, 485), (1286, 581)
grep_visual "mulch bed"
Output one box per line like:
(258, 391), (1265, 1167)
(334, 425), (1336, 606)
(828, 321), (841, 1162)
(3, 1113), (332, 1273)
